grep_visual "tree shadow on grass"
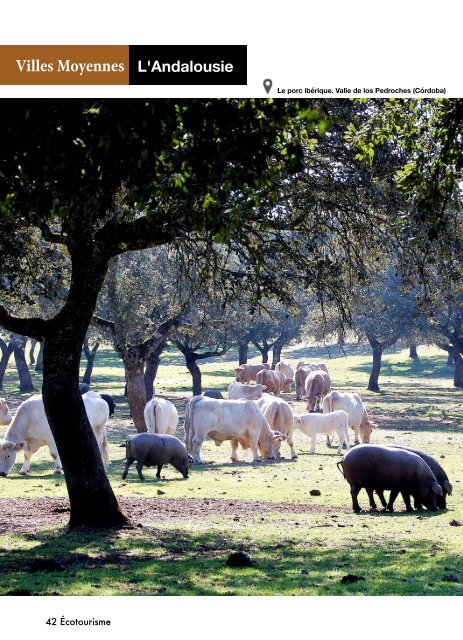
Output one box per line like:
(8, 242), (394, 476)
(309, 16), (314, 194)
(1, 520), (462, 596)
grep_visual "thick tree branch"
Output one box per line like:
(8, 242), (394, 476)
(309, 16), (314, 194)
(0, 305), (49, 341)
(96, 216), (177, 257)
(39, 222), (68, 246)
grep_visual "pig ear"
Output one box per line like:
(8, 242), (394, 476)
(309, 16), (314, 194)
(432, 483), (444, 496)
(443, 480), (453, 495)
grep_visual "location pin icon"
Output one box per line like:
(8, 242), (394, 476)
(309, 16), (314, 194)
(263, 78), (272, 94)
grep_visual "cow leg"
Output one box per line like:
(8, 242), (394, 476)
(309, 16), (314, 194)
(230, 439), (239, 462)
(326, 434), (332, 447)
(387, 489), (399, 512)
(191, 437), (204, 464)
(135, 461), (145, 480)
(19, 449), (33, 475)
(353, 426), (360, 445)
(401, 491), (414, 512)
(156, 465), (163, 479)
(376, 490), (388, 510)
(251, 436), (263, 463)
(366, 488), (377, 510)
(287, 434), (298, 459)
(336, 433), (344, 454)
(350, 484), (362, 513)
(122, 457), (135, 479)
(310, 433), (316, 454)
(49, 444), (63, 474)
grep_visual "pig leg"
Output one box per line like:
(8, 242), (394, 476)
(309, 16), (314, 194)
(366, 488), (377, 510)
(387, 489), (399, 512)
(122, 456), (135, 479)
(351, 484), (362, 513)
(375, 490), (388, 510)
(135, 461), (145, 481)
(401, 492), (414, 512)
(156, 465), (163, 479)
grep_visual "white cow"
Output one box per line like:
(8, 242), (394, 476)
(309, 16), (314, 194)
(275, 361), (295, 381)
(0, 398), (12, 425)
(144, 397), (179, 435)
(256, 395), (297, 459)
(228, 380), (266, 400)
(294, 410), (350, 454)
(184, 395), (284, 464)
(0, 391), (109, 476)
(323, 390), (377, 444)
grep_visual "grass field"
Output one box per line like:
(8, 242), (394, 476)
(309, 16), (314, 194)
(1, 342), (462, 595)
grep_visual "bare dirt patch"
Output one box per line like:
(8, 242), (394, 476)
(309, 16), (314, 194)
(0, 497), (348, 534)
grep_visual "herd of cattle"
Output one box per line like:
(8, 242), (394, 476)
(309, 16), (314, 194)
(0, 358), (454, 513)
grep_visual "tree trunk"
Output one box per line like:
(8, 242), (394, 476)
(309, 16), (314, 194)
(271, 343), (283, 369)
(41, 246), (128, 529)
(11, 335), (36, 392)
(144, 343), (164, 401)
(452, 351), (463, 388)
(35, 342), (44, 371)
(123, 347), (147, 432)
(82, 339), (100, 386)
(0, 338), (13, 390)
(238, 342), (248, 365)
(409, 344), (418, 359)
(447, 353), (454, 367)
(253, 341), (271, 364)
(28, 339), (37, 365)
(185, 354), (202, 395)
(367, 339), (383, 392)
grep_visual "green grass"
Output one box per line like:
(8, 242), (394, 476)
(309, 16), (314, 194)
(1, 343), (463, 595)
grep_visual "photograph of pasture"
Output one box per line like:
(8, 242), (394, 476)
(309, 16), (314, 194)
(0, 99), (462, 596)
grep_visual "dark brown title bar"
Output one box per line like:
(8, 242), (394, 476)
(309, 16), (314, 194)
(0, 45), (247, 85)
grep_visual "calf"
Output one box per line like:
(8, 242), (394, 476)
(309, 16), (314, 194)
(234, 363), (270, 384)
(338, 445), (443, 513)
(256, 369), (292, 396)
(294, 410), (349, 454)
(304, 370), (331, 412)
(122, 433), (189, 480)
(228, 380), (266, 400)
(275, 361), (294, 381)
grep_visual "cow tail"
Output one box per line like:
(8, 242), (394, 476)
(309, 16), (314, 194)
(144, 400), (155, 433)
(101, 428), (109, 468)
(336, 460), (345, 478)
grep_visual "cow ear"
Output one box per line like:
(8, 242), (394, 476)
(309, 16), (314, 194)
(432, 483), (444, 496)
(443, 480), (453, 495)
(14, 441), (26, 451)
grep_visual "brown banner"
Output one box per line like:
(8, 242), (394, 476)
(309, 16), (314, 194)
(0, 46), (129, 84)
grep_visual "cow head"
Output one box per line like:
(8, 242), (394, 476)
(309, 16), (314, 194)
(258, 430), (286, 460)
(359, 411), (377, 443)
(0, 399), (12, 426)
(281, 376), (292, 393)
(303, 395), (318, 412)
(0, 440), (26, 476)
